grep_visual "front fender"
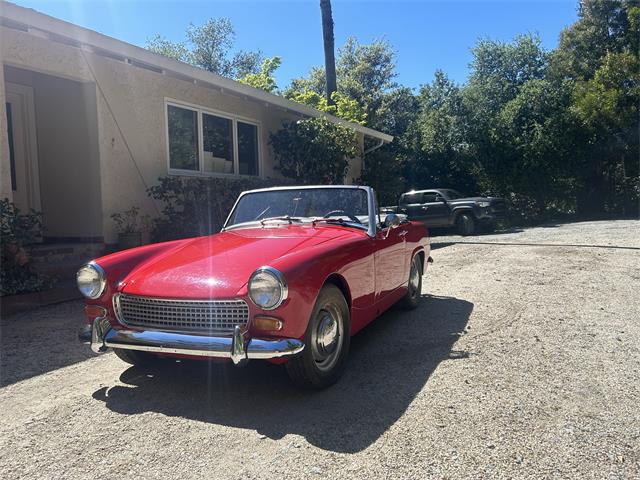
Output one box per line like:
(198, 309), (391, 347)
(261, 234), (374, 339)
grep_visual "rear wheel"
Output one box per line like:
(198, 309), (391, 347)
(113, 348), (163, 367)
(399, 254), (423, 309)
(456, 212), (476, 236)
(286, 284), (350, 389)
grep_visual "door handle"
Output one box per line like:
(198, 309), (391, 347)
(421, 206), (429, 210)
(398, 230), (408, 237)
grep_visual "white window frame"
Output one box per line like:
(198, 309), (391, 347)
(165, 98), (263, 178)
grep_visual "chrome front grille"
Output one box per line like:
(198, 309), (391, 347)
(114, 294), (249, 335)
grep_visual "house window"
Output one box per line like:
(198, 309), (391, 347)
(203, 113), (234, 174)
(238, 121), (258, 176)
(167, 104), (199, 171)
(166, 100), (261, 177)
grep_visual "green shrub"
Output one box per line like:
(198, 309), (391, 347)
(269, 117), (359, 184)
(0, 199), (53, 296)
(147, 176), (295, 241)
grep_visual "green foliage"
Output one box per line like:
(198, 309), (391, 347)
(146, 18), (263, 79)
(238, 56), (282, 93)
(110, 207), (151, 234)
(286, 89), (367, 124)
(0, 199), (53, 296)
(358, 148), (405, 206)
(286, 37), (399, 130)
(269, 118), (359, 184)
(147, 176), (295, 242)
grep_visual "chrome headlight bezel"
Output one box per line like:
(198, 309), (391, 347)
(76, 262), (107, 299)
(248, 266), (288, 310)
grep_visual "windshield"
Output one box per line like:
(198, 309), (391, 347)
(226, 188), (369, 227)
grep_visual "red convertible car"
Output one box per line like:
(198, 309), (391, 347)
(78, 185), (431, 388)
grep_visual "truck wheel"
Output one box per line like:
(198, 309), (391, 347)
(286, 284), (350, 389)
(399, 254), (423, 310)
(113, 348), (163, 367)
(456, 212), (475, 236)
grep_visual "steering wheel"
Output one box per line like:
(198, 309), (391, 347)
(323, 210), (362, 224)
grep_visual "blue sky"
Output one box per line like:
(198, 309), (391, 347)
(11, 0), (579, 90)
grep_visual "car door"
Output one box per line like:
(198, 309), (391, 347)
(422, 192), (450, 226)
(373, 222), (408, 301)
(397, 192), (424, 221)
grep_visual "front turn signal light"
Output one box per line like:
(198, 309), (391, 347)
(253, 316), (283, 331)
(84, 304), (107, 320)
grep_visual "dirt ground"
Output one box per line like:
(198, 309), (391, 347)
(1, 219), (639, 479)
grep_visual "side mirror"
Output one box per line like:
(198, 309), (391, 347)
(384, 213), (401, 229)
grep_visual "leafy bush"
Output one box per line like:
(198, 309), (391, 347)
(0, 199), (53, 296)
(147, 176), (295, 242)
(111, 206), (151, 234)
(269, 117), (359, 184)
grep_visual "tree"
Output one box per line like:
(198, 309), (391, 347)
(285, 89), (366, 124)
(269, 118), (359, 184)
(320, 0), (338, 105)
(411, 71), (475, 193)
(551, 0), (640, 215)
(238, 56), (282, 93)
(146, 18), (263, 79)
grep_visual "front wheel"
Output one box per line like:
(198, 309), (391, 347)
(456, 212), (476, 236)
(399, 254), (423, 309)
(286, 284), (350, 389)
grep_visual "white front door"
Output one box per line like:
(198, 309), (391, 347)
(5, 83), (40, 213)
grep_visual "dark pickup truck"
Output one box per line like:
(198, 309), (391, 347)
(384, 189), (507, 235)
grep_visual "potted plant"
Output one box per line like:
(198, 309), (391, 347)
(111, 207), (151, 250)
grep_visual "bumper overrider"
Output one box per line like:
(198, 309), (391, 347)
(90, 317), (304, 365)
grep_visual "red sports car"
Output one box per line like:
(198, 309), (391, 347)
(78, 185), (431, 388)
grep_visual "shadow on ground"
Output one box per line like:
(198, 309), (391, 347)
(0, 301), (91, 387)
(93, 294), (473, 453)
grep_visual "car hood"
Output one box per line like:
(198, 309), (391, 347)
(119, 225), (356, 299)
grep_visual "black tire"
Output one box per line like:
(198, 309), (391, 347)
(286, 284), (350, 389)
(399, 254), (423, 310)
(456, 212), (476, 236)
(113, 348), (163, 367)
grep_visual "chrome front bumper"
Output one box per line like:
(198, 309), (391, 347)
(90, 318), (304, 365)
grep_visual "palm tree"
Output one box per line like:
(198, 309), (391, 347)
(320, 0), (337, 105)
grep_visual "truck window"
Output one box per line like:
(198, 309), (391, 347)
(423, 193), (438, 203)
(401, 192), (423, 204)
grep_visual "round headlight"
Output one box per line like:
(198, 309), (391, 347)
(76, 263), (106, 299)
(248, 267), (287, 310)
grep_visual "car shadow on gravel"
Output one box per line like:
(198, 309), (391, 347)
(92, 294), (473, 453)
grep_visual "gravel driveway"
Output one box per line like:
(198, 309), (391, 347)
(1, 219), (639, 479)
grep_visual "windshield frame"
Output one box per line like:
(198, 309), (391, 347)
(222, 185), (377, 237)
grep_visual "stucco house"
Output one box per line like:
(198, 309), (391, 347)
(0, 1), (392, 248)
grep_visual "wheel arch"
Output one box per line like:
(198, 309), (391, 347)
(452, 207), (476, 222)
(323, 273), (352, 311)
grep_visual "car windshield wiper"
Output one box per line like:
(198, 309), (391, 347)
(260, 216), (304, 225)
(311, 218), (364, 229)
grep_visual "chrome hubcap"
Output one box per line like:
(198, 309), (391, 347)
(311, 306), (342, 372)
(316, 313), (338, 355)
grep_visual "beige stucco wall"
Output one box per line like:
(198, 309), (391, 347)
(1, 25), (364, 243)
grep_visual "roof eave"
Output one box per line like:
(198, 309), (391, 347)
(0, 1), (393, 143)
